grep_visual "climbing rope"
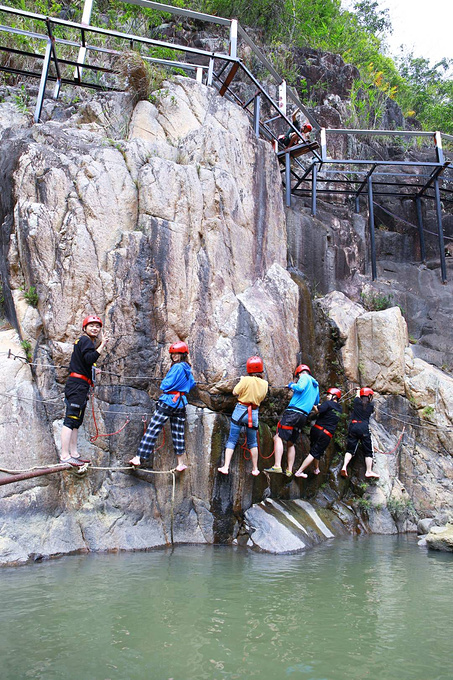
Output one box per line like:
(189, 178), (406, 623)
(0, 462), (68, 475)
(373, 427), (406, 455)
(89, 392), (131, 442)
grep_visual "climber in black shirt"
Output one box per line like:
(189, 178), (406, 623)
(340, 387), (379, 479)
(60, 315), (109, 466)
(294, 388), (342, 478)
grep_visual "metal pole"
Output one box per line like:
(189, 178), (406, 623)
(0, 464), (71, 486)
(74, 0), (94, 80)
(278, 79), (286, 115)
(34, 38), (52, 123)
(434, 131), (444, 164)
(355, 196), (360, 214)
(311, 163), (318, 216)
(229, 18), (237, 58)
(207, 56), (214, 86)
(285, 152), (291, 207)
(46, 19), (62, 100)
(196, 66), (203, 83)
(320, 128), (327, 162)
(368, 176), (377, 280)
(415, 197), (426, 263)
(434, 177), (447, 283)
(253, 93), (260, 138)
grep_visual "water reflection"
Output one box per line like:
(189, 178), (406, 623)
(0, 536), (452, 680)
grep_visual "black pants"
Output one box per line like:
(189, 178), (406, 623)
(346, 422), (373, 458)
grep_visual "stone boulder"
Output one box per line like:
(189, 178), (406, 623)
(425, 524), (453, 552)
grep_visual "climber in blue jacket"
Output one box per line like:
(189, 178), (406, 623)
(129, 342), (195, 471)
(266, 364), (319, 476)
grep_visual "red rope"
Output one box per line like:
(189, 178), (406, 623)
(89, 393), (131, 443)
(374, 427), (406, 455)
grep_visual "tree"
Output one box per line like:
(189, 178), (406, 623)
(352, 0), (392, 36)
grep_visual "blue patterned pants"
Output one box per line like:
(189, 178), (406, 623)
(137, 402), (186, 459)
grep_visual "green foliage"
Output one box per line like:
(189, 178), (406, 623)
(20, 339), (32, 362)
(4, 0), (453, 133)
(396, 52), (453, 133)
(386, 496), (415, 520)
(356, 497), (371, 511)
(360, 290), (394, 311)
(421, 406), (435, 420)
(20, 285), (38, 307)
(352, 0), (392, 36)
(13, 84), (30, 114)
(114, 51), (168, 102)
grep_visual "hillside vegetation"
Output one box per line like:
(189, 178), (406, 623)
(2, 0), (453, 132)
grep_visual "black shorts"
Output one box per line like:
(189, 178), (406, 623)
(63, 378), (90, 429)
(277, 409), (308, 444)
(309, 426), (333, 459)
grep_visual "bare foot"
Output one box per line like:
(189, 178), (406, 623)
(129, 456), (141, 467)
(365, 471), (379, 479)
(176, 463), (188, 472)
(340, 469), (348, 478)
(251, 469), (260, 476)
(294, 469), (308, 478)
(313, 468), (320, 475)
(218, 466), (229, 475)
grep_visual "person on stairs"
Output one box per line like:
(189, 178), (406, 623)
(279, 109), (312, 149)
(294, 387), (342, 478)
(266, 364), (319, 476)
(340, 387), (379, 479)
(218, 356), (269, 477)
(60, 315), (109, 467)
(129, 342), (195, 472)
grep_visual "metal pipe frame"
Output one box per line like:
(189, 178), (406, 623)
(368, 177), (377, 281)
(434, 177), (448, 283)
(415, 197), (427, 263)
(0, 464), (72, 486)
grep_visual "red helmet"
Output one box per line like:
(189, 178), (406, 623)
(327, 387), (342, 400)
(246, 356), (263, 373)
(303, 123), (312, 132)
(295, 364), (311, 376)
(360, 387), (374, 398)
(169, 341), (189, 354)
(82, 315), (102, 329)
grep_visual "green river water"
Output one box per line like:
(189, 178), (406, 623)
(1, 535), (452, 680)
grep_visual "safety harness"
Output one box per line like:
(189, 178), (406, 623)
(69, 372), (94, 387)
(313, 423), (333, 438)
(232, 402), (259, 429)
(277, 407), (308, 432)
(164, 390), (187, 409)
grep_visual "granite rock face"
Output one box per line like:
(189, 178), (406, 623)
(318, 290), (453, 525)
(0, 79), (299, 564)
(0, 74), (452, 562)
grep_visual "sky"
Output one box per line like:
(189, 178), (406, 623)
(342, 0), (453, 64)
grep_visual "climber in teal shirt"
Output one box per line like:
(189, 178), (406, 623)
(287, 370), (319, 413)
(266, 364), (319, 475)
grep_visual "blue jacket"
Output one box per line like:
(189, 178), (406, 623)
(287, 373), (319, 414)
(159, 362), (196, 408)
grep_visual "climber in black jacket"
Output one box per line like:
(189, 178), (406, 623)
(340, 387), (379, 479)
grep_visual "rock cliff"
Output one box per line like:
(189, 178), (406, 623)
(0, 76), (452, 563)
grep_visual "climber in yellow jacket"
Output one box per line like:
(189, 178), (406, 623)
(218, 356), (268, 476)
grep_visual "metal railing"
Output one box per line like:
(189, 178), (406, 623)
(0, 1), (451, 281)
